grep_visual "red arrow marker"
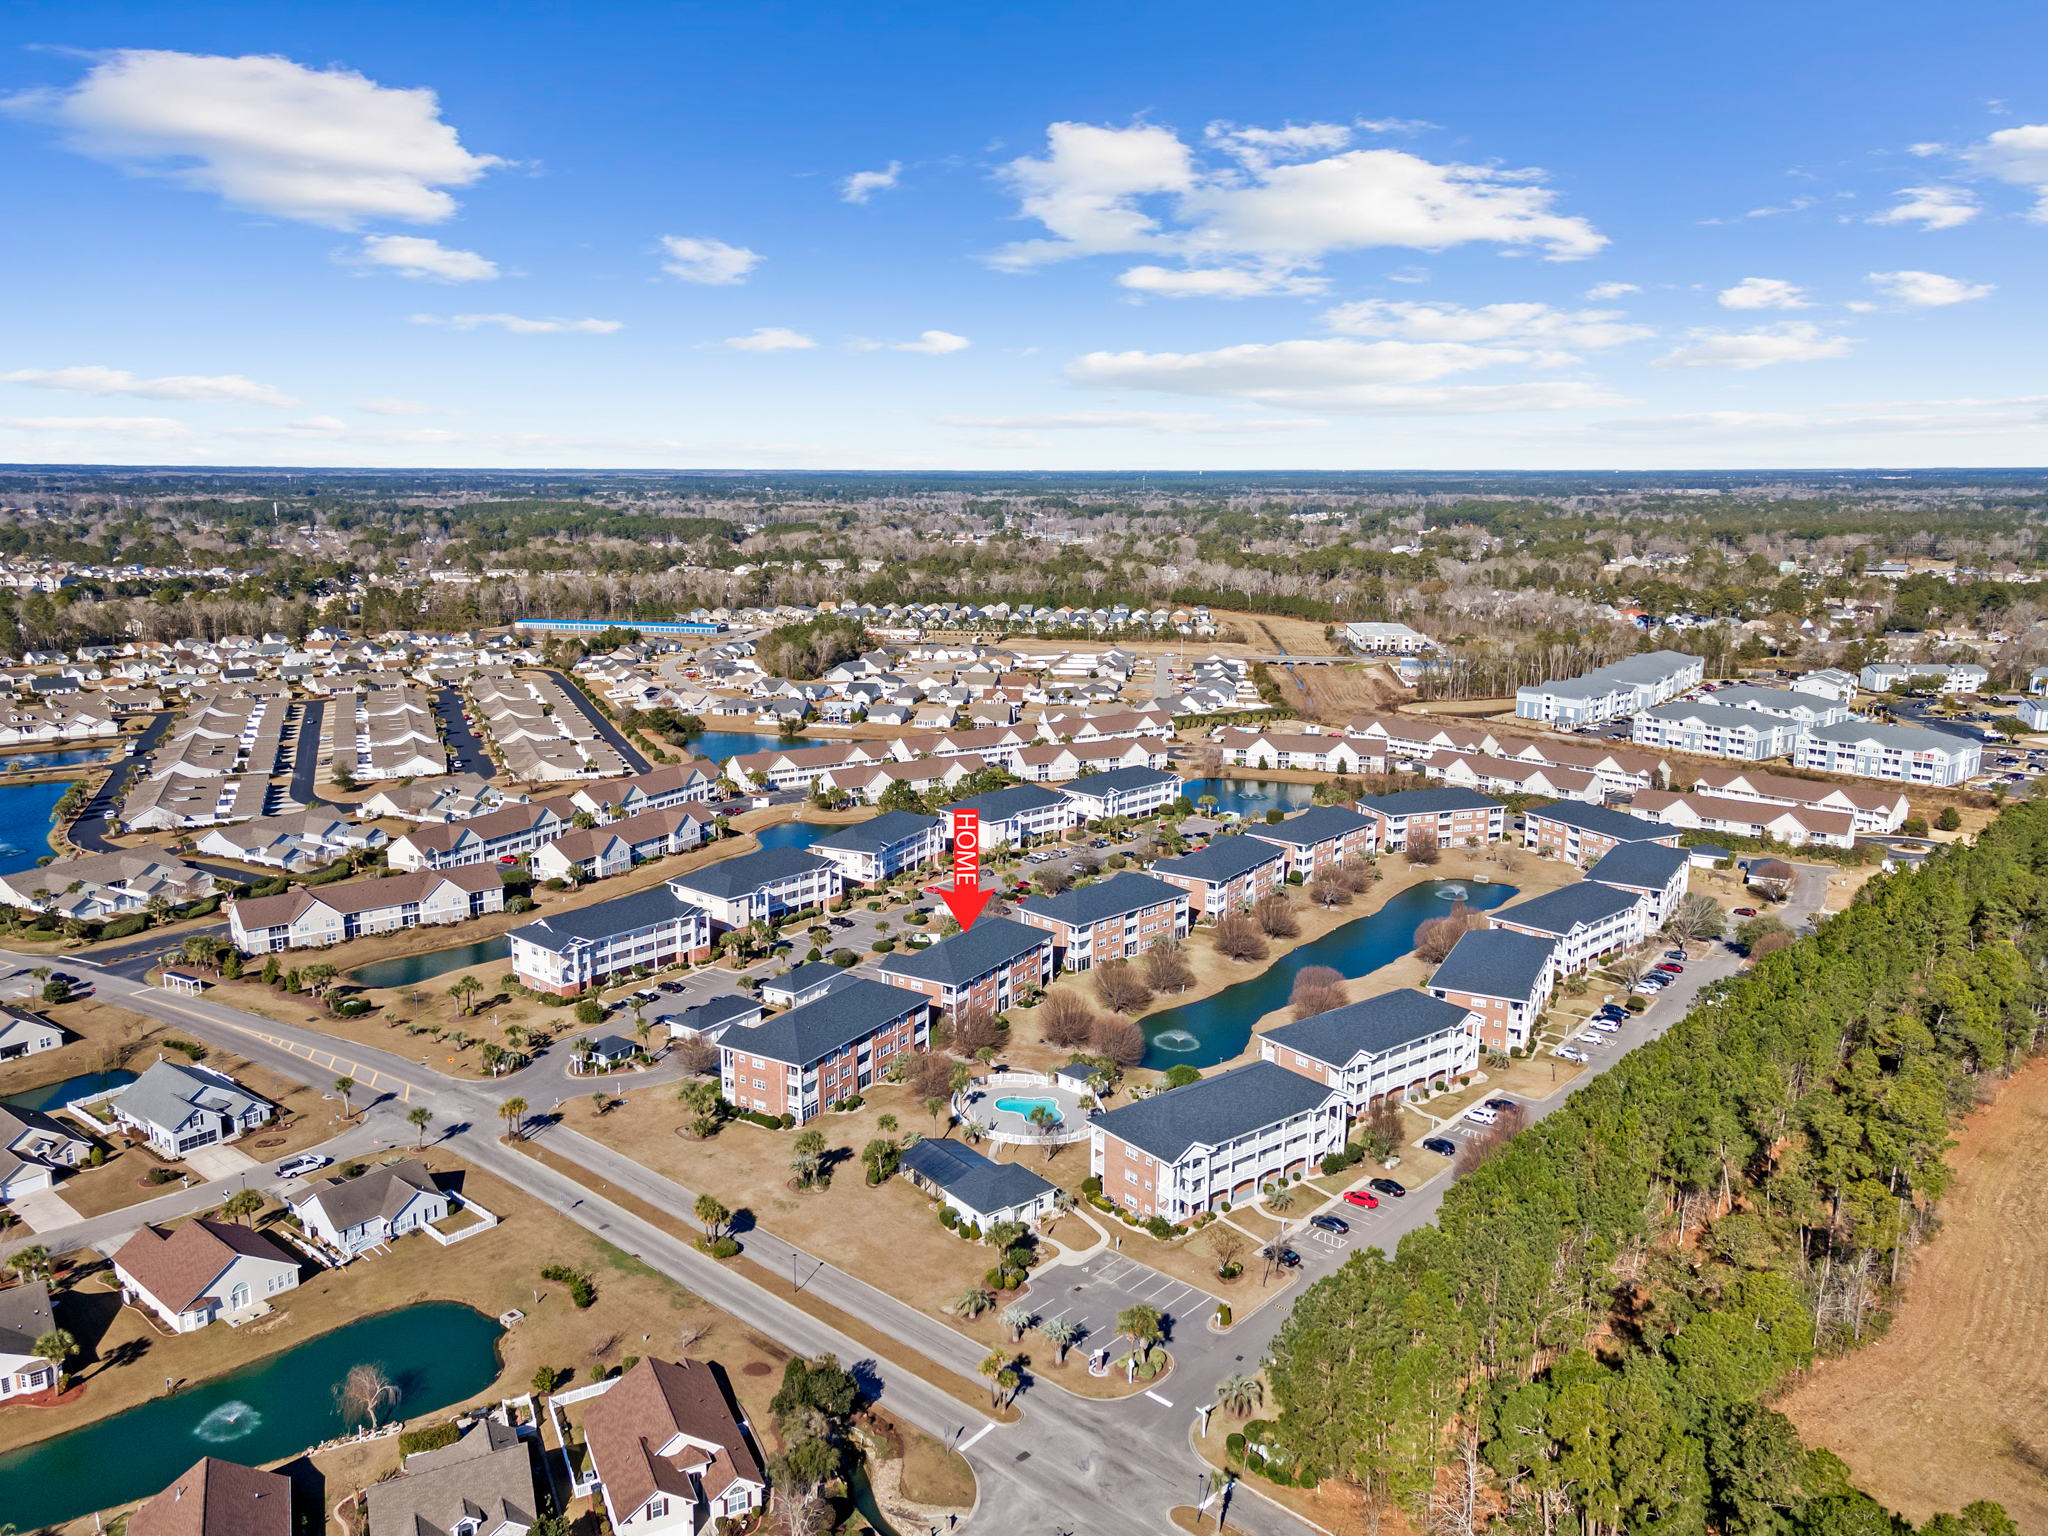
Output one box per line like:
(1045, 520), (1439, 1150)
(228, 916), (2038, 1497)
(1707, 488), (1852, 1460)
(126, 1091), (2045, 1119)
(942, 808), (991, 931)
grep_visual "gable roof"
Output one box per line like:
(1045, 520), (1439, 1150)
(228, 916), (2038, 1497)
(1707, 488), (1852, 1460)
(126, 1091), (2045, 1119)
(1090, 1060), (1335, 1161)
(130, 1457), (293, 1536)
(0, 1279), (54, 1357)
(1149, 834), (1285, 885)
(876, 916), (1049, 988)
(1428, 928), (1556, 1001)
(580, 1357), (763, 1520)
(1524, 800), (1678, 842)
(364, 1419), (537, 1536)
(1245, 804), (1372, 847)
(899, 1137), (1055, 1218)
(114, 1061), (272, 1134)
(112, 1219), (294, 1314)
(1263, 989), (1474, 1067)
(292, 1158), (440, 1233)
(1058, 765), (1179, 797)
(508, 885), (702, 954)
(1356, 786), (1502, 818)
(945, 783), (1069, 822)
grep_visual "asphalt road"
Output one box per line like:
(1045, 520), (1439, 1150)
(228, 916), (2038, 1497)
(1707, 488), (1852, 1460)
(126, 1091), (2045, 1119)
(541, 668), (652, 775)
(433, 684), (497, 776)
(286, 698), (323, 806)
(65, 712), (171, 853)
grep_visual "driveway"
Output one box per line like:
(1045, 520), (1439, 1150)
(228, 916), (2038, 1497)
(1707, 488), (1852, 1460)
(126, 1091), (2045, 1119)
(9, 1186), (82, 1231)
(66, 711), (171, 853)
(433, 685), (496, 776)
(182, 1144), (259, 1180)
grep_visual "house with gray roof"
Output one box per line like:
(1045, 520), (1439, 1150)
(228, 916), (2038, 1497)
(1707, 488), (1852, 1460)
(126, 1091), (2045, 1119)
(1013, 872), (1190, 970)
(1489, 881), (1648, 975)
(899, 1137), (1057, 1228)
(876, 915), (1054, 1017)
(809, 810), (942, 884)
(0, 1101), (93, 1201)
(288, 1158), (449, 1259)
(365, 1416), (538, 1536)
(1259, 989), (1479, 1111)
(1426, 928), (1557, 1052)
(110, 1060), (275, 1158)
(0, 1280), (57, 1401)
(651, 993), (763, 1044)
(1089, 1060), (1346, 1222)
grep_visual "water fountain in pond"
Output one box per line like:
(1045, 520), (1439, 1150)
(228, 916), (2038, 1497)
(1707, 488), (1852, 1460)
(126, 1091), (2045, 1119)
(1435, 882), (1469, 901)
(195, 1401), (263, 1442)
(1150, 1029), (1203, 1053)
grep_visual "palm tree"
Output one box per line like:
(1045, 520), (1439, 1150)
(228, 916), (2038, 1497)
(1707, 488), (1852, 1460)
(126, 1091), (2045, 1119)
(448, 973), (484, 1016)
(954, 1285), (997, 1320)
(499, 1096), (528, 1140)
(7, 1245), (51, 1283)
(1266, 1184), (1297, 1215)
(219, 1188), (263, 1225)
(1115, 1302), (1164, 1351)
(1048, 1188), (1080, 1233)
(790, 1129), (826, 1188)
(979, 1351), (1010, 1407)
(694, 1194), (731, 1241)
(1039, 1315), (1081, 1365)
(407, 1105), (433, 1146)
(998, 1303), (1035, 1343)
(1214, 1373), (1264, 1418)
(31, 1329), (76, 1393)
(332, 1076), (356, 1116)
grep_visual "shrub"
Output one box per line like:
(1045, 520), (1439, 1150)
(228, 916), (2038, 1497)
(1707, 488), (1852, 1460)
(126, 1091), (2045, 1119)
(1082, 1174), (1103, 1197)
(1145, 1215), (1177, 1241)
(870, 938), (896, 953)
(399, 1422), (462, 1456)
(779, 1113), (796, 1129)
(939, 1206), (960, 1228)
(696, 1235), (741, 1258)
(574, 999), (605, 1025)
(540, 1264), (596, 1308)
(98, 914), (147, 939)
(831, 949), (859, 967)
(1216, 1303), (1233, 1327)
(332, 997), (370, 1017)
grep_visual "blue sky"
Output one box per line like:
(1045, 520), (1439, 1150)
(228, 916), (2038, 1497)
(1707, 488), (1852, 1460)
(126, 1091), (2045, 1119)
(2, 0), (2044, 471)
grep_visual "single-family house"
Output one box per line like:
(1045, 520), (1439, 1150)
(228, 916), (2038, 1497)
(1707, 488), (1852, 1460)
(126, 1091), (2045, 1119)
(129, 1458), (293, 1536)
(109, 1060), (275, 1157)
(578, 1357), (766, 1535)
(288, 1158), (450, 1258)
(112, 1218), (300, 1331)
(0, 1281), (58, 1400)
(364, 1416), (539, 1536)
(899, 1137), (1058, 1228)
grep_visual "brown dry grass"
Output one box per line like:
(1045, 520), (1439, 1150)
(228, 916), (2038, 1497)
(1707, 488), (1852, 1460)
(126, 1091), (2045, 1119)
(1292, 662), (1413, 724)
(0, 998), (156, 1100)
(25, 1151), (806, 1536)
(1776, 1053), (2048, 1531)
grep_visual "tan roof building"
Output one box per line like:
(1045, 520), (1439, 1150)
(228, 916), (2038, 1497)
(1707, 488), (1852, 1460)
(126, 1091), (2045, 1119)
(129, 1457), (293, 1536)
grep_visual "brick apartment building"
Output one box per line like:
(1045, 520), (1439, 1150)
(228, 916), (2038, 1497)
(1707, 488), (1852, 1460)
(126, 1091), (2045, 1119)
(1257, 988), (1480, 1110)
(718, 978), (930, 1124)
(1014, 872), (1190, 970)
(1244, 804), (1377, 878)
(1426, 928), (1557, 1053)
(877, 916), (1054, 1017)
(1355, 786), (1505, 851)
(1521, 801), (1681, 867)
(1148, 834), (1287, 920)
(1488, 881), (1647, 975)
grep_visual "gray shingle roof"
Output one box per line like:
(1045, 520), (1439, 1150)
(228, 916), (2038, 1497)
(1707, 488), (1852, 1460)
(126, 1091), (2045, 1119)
(1428, 929), (1555, 1001)
(666, 845), (835, 900)
(1525, 800), (1677, 842)
(899, 1137), (1055, 1220)
(1357, 787), (1502, 817)
(726, 977), (927, 1067)
(947, 784), (1069, 823)
(1262, 989), (1473, 1067)
(1804, 719), (1978, 754)
(809, 810), (940, 856)
(1090, 1060), (1335, 1161)
(1245, 804), (1371, 847)
(507, 884), (702, 954)
(114, 1060), (271, 1134)
(1059, 766), (1179, 797)
(877, 916), (1048, 987)
(293, 1158), (440, 1233)
(1016, 871), (1187, 928)
(1584, 840), (1692, 891)
(1150, 834), (1284, 884)
(1492, 880), (1642, 935)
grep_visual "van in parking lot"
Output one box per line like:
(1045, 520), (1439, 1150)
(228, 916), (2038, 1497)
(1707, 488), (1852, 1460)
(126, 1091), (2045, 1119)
(1465, 1105), (1498, 1126)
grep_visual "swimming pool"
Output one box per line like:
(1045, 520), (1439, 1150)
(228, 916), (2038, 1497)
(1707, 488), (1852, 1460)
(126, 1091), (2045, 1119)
(992, 1095), (1063, 1123)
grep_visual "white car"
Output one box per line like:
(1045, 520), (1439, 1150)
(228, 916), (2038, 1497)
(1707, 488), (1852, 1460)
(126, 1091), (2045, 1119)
(1576, 1029), (1606, 1044)
(276, 1153), (332, 1179)
(1556, 1046), (1590, 1062)
(1589, 1018), (1621, 1033)
(1465, 1106), (1499, 1126)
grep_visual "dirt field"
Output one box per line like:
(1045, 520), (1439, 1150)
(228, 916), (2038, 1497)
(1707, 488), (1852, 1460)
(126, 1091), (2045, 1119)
(1287, 662), (1412, 724)
(1777, 1053), (2048, 1530)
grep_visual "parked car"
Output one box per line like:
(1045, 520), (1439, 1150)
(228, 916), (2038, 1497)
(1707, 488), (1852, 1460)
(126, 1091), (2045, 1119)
(1484, 1098), (1517, 1112)
(1342, 1189), (1381, 1208)
(1308, 1214), (1349, 1234)
(1664, 949), (1686, 960)
(276, 1153), (332, 1179)
(1656, 962), (1684, 974)
(1733, 906), (1757, 917)
(1368, 1177), (1407, 1197)
(1577, 1029), (1606, 1044)
(1589, 1018), (1621, 1033)
(1270, 1247), (1302, 1268)
(1421, 1136), (1457, 1157)
(1465, 1106), (1499, 1126)
(1556, 1046), (1590, 1062)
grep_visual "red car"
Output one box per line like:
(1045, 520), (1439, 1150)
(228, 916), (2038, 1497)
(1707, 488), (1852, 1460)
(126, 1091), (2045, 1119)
(1656, 962), (1684, 974)
(1732, 906), (1757, 917)
(1342, 1190), (1380, 1210)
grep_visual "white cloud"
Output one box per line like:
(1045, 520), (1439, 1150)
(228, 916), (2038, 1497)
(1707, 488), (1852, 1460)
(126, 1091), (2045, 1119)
(851, 330), (971, 354)
(0, 414), (194, 440)
(989, 120), (1604, 285)
(1963, 123), (2048, 217)
(1652, 322), (1853, 370)
(943, 410), (1326, 435)
(1065, 336), (1621, 412)
(1115, 264), (1326, 298)
(1865, 269), (1995, 307)
(723, 327), (816, 352)
(1868, 185), (1978, 230)
(1353, 117), (1441, 135)
(1320, 299), (1651, 349)
(356, 234), (497, 282)
(1584, 395), (2048, 441)
(409, 313), (622, 334)
(1586, 282), (1640, 299)
(357, 396), (439, 415)
(4, 49), (500, 228)
(840, 161), (902, 203)
(1717, 277), (1809, 311)
(658, 235), (763, 285)
(0, 364), (298, 406)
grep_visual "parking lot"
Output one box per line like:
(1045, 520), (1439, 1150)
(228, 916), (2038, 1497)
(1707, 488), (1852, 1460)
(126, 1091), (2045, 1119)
(1030, 1250), (1222, 1371)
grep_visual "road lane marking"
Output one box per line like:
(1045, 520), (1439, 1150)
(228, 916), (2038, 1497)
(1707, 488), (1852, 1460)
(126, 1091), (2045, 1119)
(1145, 1390), (1174, 1406)
(958, 1422), (995, 1453)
